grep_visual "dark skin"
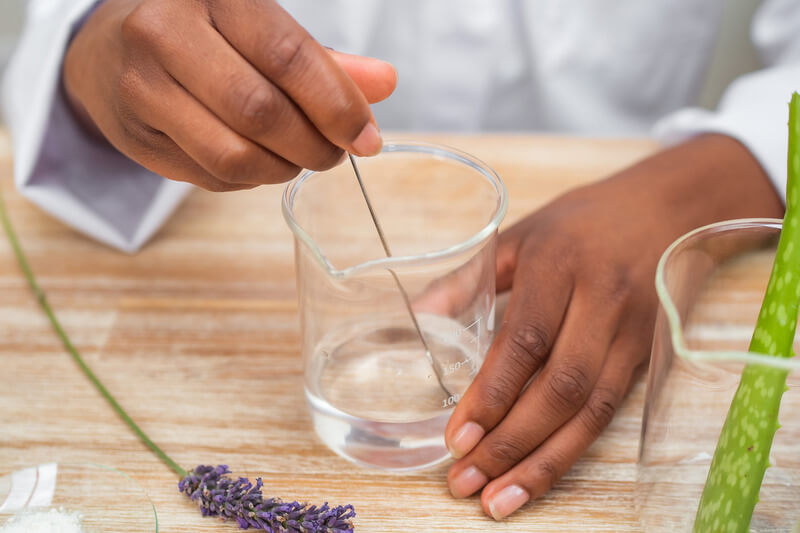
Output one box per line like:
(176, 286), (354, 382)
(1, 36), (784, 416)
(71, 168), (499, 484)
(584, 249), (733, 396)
(442, 134), (783, 519)
(63, 0), (785, 521)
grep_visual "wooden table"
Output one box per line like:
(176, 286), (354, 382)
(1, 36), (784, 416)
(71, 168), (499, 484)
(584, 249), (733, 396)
(0, 131), (658, 532)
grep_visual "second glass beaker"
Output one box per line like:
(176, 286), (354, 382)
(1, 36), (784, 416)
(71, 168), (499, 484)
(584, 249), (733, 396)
(638, 219), (800, 531)
(283, 142), (507, 470)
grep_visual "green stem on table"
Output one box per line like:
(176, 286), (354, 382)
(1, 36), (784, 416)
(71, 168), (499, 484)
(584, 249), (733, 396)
(694, 92), (800, 532)
(0, 185), (186, 479)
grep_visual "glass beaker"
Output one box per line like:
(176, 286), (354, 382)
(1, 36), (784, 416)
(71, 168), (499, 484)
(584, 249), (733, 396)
(638, 219), (800, 531)
(282, 142), (507, 470)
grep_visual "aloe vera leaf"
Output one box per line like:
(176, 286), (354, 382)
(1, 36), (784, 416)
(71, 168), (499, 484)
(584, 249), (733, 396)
(694, 92), (800, 532)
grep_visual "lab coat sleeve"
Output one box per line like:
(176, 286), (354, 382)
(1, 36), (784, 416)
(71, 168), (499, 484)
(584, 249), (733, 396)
(1, 0), (192, 253)
(654, 0), (800, 202)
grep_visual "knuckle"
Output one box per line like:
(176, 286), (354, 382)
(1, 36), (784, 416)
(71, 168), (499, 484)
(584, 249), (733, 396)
(114, 70), (151, 131)
(264, 31), (311, 80)
(210, 141), (301, 185)
(583, 387), (619, 434)
(120, 118), (161, 149)
(486, 435), (530, 466)
(231, 82), (281, 132)
(535, 457), (561, 489)
(326, 92), (370, 142)
(504, 322), (551, 371)
(537, 234), (577, 270)
(116, 67), (145, 103)
(209, 141), (255, 183)
(114, 127), (160, 171)
(262, 31), (372, 145)
(593, 263), (633, 304)
(121, 2), (164, 46)
(482, 376), (516, 411)
(546, 363), (592, 409)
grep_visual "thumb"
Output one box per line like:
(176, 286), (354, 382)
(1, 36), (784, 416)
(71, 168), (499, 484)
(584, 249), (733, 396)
(327, 49), (397, 104)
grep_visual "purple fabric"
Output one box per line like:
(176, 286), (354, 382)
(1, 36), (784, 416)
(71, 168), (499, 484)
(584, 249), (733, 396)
(28, 85), (164, 241)
(26, 0), (165, 242)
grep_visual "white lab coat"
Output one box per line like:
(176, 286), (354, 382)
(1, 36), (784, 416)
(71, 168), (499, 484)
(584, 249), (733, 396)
(2, 0), (800, 252)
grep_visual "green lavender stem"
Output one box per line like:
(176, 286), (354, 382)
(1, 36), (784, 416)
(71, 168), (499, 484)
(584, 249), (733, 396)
(694, 92), (800, 532)
(0, 184), (186, 479)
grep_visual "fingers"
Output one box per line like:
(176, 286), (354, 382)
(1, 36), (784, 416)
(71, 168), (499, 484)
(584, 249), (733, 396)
(152, 86), (301, 186)
(140, 18), (343, 171)
(478, 334), (640, 520)
(209, 0), (383, 156)
(444, 245), (573, 459)
(119, 65), (300, 189)
(122, 127), (257, 193)
(447, 282), (623, 499)
(457, 284), (620, 469)
(71, 0), (397, 193)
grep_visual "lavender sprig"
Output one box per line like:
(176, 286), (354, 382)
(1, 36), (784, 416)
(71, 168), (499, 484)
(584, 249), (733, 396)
(179, 465), (355, 533)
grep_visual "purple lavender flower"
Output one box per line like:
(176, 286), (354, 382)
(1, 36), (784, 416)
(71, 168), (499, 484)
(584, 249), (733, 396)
(179, 465), (355, 533)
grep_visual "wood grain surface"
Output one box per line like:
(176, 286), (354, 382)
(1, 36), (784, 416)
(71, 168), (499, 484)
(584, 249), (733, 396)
(0, 131), (660, 532)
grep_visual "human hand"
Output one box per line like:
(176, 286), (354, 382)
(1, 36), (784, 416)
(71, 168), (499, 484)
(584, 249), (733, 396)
(62, 0), (396, 191)
(443, 134), (784, 519)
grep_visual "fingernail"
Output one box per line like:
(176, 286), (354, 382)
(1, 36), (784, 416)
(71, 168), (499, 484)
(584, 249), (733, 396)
(351, 122), (382, 156)
(449, 466), (488, 499)
(448, 421), (484, 459)
(488, 485), (530, 521)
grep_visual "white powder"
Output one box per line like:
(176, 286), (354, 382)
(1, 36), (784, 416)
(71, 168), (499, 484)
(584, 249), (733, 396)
(0, 507), (85, 533)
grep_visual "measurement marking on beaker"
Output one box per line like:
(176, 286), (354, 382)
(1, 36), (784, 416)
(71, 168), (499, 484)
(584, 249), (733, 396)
(453, 317), (481, 360)
(442, 393), (461, 408)
(444, 359), (470, 376)
(440, 317), (483, 380)
(448, 317), (481, 342)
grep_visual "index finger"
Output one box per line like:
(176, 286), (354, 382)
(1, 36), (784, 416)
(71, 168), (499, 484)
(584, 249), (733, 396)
(210, 1), (382, 156)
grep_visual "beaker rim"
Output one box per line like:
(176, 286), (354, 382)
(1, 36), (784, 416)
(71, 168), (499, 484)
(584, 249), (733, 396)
(281, 140), (509, 278)
(655, 217), (800, 371)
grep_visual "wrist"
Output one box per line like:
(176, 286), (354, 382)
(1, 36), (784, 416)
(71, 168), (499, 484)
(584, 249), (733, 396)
(668, 133), (782, 223)
(615, 133), (783, 238)
(559, 134), (786, 267)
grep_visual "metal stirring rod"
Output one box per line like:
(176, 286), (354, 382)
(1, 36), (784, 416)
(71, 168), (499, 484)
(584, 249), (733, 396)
(348, 153), (453, 398)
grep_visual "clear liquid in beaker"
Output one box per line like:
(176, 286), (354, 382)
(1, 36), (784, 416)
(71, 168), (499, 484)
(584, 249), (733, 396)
(305, 313), (483, 470)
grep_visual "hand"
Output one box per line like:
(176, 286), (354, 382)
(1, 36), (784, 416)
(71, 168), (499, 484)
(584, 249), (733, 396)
(443, 134), (784, 519)
(62, 0), (397, 191)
